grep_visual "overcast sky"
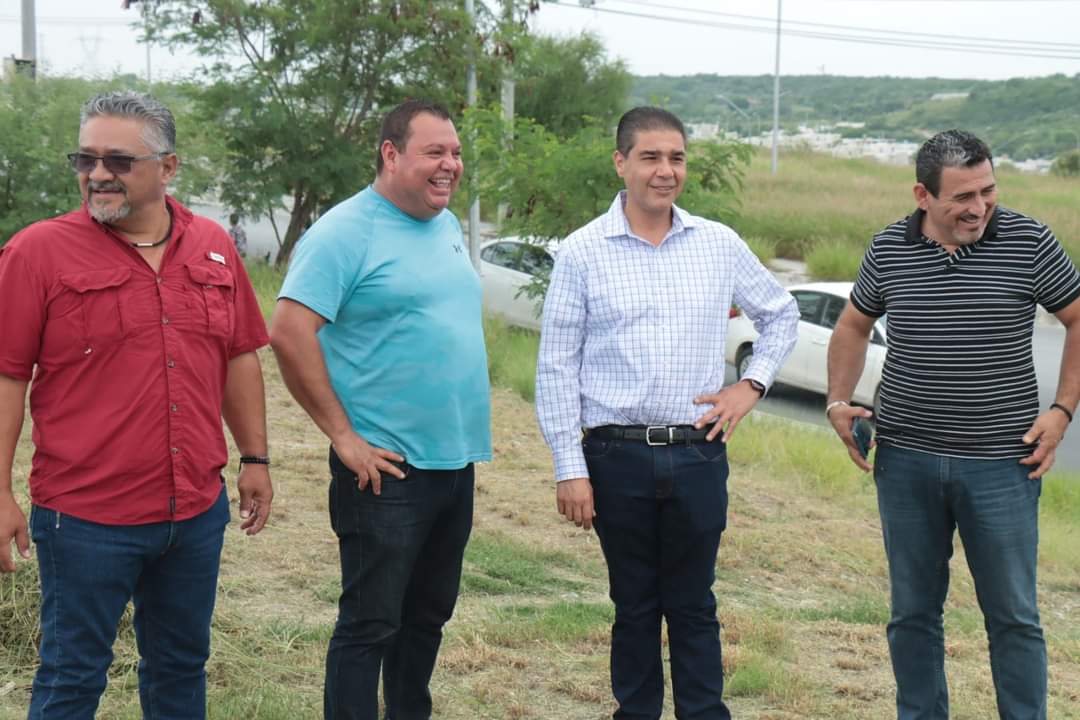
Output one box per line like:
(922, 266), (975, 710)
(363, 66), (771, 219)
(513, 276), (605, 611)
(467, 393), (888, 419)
(3, 0), (1080, 81)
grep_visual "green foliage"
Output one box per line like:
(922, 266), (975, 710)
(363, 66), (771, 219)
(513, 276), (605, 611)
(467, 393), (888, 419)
(804, 238), (865, 281)
(0, 75), (86, 244)
(1051, 149), (1080, 177)
(483, 316), (540, 403)
(631, 73), (1080, 160)
(146, 0), (524, 265)
(512, 33), (631, 138)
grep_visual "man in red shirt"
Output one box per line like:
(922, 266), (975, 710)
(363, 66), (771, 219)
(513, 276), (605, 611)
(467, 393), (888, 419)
(0, 90), (273, 718)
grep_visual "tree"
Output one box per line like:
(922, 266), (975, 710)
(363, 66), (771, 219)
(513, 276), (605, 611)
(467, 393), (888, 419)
(511, 33), (631, 138)
(146, 0), (530, 265)
(1051, 149), (1080, 177)
(1, 76), (90, 245)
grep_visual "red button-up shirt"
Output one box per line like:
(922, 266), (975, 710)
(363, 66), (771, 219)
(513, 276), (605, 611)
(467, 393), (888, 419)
(0, 196), (269, 524)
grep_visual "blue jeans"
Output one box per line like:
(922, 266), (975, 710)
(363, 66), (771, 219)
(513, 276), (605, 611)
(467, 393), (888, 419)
(324, 448), (473, 720)
(585, 433), (732, 720)
(28, 485), (230, 720)
(874, 444), (1046, 720)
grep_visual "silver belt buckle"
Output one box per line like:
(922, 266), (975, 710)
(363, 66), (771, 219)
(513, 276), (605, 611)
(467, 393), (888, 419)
(645, 425), (673, 446)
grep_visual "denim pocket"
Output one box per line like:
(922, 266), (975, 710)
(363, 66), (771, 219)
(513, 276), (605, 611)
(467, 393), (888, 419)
(582, 436), (614, 458)
(328, 474), (359, 538)
(689, 438), (727, 463)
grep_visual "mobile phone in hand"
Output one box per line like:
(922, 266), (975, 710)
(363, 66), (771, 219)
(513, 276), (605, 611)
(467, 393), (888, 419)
(852, 417), (874, 459)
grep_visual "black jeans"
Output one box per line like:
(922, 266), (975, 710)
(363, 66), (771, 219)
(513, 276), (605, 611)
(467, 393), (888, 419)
(586, 433), (732, 720)
(323, 448), (474, 720)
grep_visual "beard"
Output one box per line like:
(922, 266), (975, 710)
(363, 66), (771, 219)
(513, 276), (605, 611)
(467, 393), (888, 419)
(87, 181), (131, 224)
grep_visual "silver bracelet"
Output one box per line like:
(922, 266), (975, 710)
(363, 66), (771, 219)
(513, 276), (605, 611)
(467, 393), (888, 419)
(825, 400), (850, 418)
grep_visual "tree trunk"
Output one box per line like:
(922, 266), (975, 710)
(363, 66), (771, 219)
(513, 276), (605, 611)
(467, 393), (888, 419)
(274, 188), (316, 268)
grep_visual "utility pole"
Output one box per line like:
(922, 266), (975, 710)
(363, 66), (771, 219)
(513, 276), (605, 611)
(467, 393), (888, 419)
(771, 0), (782, 175)
(498, 0), (515, 226)
(465, 0), (481, 271)
(20, 0), (37, 78)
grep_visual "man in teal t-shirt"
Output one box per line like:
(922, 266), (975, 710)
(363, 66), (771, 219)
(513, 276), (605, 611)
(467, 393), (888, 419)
(270, 100), (491, 720)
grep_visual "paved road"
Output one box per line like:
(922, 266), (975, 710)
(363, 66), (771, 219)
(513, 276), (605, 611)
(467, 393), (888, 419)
(727, 324), (1079, 474)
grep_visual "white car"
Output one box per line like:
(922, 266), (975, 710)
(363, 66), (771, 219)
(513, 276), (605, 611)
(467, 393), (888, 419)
(726, 281), (887, 409)
(478, 237), (555, 331)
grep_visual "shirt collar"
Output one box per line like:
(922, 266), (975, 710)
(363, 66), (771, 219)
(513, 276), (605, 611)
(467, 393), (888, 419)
(601, 190), (698, 243)
(904, 206), (1000, 246)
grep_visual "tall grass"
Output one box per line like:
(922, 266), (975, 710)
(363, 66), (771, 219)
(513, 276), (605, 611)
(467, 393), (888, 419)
(482, 317), (540, 403)
(735, 148), (1080, 276)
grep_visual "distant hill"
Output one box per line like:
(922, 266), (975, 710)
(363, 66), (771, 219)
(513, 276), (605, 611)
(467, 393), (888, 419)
(631, 74), (1080, 161)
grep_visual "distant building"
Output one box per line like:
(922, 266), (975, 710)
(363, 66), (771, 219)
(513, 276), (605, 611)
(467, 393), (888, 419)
(687, 122), (720, 140)
(930, 92), (970, 101)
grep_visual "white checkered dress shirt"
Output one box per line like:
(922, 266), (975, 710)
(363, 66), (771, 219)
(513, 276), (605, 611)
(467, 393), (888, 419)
(536, 192), (799, 481)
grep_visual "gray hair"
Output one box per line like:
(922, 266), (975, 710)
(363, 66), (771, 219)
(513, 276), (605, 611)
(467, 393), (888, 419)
(915, 129), (993, 197)
(80, 91), (176, 154)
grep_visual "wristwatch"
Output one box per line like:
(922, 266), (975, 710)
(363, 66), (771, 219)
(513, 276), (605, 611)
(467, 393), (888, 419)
(744, 378), (766, 397)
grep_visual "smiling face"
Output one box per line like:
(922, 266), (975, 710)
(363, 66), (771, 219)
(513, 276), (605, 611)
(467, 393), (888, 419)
(377, 112), (463, 221)
(77, 115), (175, 226)
(914, 159), (997, 248)
(614, 128), (687, 221)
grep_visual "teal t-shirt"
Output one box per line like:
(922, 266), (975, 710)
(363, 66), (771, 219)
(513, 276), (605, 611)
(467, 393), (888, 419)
(279, 186), (492, 469)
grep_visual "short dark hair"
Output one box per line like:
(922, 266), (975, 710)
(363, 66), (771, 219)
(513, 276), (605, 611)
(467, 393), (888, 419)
(615, 106), (686, 156)
(229, 213), (240, 225)
(376, 100), (453, 174)
(915, 129), (993, 197)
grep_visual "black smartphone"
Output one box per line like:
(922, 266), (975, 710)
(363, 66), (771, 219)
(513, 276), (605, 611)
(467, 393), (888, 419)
(852, 417), (874, 459)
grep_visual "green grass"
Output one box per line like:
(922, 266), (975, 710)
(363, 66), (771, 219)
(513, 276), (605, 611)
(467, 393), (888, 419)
(736, 148), (1080, 276)
(788, 594), (891, 626)
(460, 531), (590, 596)
(484, 602), (613, 647)
(742, 235), (778, 265)
(804, 238), (866, 280)
(482, 317), (540, 403)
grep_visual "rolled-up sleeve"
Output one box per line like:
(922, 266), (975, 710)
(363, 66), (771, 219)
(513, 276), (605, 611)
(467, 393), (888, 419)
(535, 245), (589, 481)
(730, 240), (798, 391)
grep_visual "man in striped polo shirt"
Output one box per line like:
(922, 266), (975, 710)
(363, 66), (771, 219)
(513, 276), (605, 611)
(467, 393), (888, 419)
(827, 129), (1080, 719)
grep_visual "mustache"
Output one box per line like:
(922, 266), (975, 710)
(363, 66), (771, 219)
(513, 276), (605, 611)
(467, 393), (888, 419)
(88, 181), (126, 194)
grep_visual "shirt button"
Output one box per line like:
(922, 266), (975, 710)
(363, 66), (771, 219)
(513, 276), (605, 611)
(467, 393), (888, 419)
(162, 316), (170, 325)
(156, 277), (163, 284)
(170, 447), (180, 455)
(167, 359), (176, 368)
(170, 403), (178, 412)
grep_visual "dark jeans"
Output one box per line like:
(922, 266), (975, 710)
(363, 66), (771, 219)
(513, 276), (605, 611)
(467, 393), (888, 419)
(874, 444), (1046, 720)
(585, 432), (732, 720)
(28, 485), (229, 720)
(324, 448), (473, 720)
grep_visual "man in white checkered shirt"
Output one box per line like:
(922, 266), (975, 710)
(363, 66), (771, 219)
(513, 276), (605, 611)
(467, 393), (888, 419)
(536, 107), (798, 719)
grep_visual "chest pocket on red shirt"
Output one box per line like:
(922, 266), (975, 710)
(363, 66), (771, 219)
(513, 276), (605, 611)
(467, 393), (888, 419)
(186, 262), (235, 339)
(49, 267), (132, 359)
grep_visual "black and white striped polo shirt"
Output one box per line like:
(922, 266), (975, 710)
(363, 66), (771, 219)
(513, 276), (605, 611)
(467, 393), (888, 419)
(851, 206), (1080, 459)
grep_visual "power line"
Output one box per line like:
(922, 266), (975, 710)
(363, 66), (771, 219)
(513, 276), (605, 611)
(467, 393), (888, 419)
(608, 0), (1080, 51)
(545, 1), (1080, 60)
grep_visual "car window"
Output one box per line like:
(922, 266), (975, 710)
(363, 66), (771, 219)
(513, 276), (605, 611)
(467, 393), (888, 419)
(517, 245), (554, 276)
(481, 242), (519, 270)
(791, 291), (825, 325)
(822, 296), (846, 330)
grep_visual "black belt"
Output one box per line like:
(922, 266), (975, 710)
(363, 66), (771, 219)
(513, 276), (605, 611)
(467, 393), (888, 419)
(586, 424), (714, 446)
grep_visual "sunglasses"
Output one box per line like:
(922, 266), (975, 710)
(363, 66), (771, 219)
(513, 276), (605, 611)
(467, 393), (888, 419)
(67, 152), (168, 175)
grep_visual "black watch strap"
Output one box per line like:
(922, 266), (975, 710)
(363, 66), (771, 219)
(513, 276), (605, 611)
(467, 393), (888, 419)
(745, 378), (766, 397)
(238, 455), (271, 471)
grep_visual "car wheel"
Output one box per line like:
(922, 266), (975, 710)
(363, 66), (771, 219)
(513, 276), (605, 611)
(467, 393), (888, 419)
(735, 345), (753, 380)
